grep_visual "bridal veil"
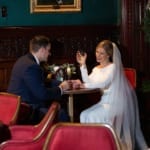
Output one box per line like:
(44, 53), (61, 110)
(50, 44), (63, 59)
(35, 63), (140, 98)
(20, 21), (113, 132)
(108, 43), (148, 150)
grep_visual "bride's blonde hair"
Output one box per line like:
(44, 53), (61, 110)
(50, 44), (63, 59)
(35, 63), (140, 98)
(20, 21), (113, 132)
(96, 40), (113, 62)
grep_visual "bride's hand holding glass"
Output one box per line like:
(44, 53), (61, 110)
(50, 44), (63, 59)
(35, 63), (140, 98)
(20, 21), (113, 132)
(76, 51), (87, 66)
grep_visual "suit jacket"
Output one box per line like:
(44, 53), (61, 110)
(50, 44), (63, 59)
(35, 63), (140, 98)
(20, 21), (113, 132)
(7, 53), (61, 109)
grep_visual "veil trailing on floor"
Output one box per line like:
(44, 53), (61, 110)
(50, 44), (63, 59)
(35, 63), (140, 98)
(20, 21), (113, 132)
(108, 43), (148, 150)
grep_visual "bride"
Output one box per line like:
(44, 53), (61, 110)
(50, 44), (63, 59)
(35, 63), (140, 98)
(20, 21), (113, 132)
(72, 40), (149, 150)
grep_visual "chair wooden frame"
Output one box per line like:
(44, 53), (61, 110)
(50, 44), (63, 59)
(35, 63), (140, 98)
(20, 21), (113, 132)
(43, 122), (121, 150)
(0, 92), (21, 125)
(0, 102), (60, 150)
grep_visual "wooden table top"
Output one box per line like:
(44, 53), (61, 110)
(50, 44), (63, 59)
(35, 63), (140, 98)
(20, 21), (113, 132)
(63, 88), (101, 95)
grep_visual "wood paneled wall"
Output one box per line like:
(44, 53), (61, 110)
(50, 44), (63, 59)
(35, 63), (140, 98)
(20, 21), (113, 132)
(0, 25), (119, 91)
(0, 59), (16, 91)
(121, 0), (150, 79)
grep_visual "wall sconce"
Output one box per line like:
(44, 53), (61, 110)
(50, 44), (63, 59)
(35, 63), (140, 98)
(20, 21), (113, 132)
(1, 6), (7, 17)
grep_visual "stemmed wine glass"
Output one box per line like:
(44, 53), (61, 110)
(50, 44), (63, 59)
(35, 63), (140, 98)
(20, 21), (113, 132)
(66, 64), (72, 80)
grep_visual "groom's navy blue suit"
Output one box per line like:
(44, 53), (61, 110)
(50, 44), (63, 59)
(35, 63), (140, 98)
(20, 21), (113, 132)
(7, 53), (62, 123)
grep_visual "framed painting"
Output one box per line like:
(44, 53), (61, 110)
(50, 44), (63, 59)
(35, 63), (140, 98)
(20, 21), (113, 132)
(30, 0), (81, 13)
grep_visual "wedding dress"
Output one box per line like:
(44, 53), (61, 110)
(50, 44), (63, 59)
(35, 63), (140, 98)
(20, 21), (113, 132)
(80, 43), (148, 150)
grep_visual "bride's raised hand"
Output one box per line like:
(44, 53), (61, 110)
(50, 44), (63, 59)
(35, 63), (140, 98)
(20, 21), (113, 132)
(76, 51), (87, 66)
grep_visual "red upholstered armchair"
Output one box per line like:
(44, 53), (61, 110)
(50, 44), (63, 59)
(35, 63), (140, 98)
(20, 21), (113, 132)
(124, 68), (136, 89)
(43, 123), (121, 150)
(0, 92), (21, 125)
(0, 102), (60, 150)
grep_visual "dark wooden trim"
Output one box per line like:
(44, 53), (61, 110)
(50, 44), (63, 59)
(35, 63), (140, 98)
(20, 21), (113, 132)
(0, 25), (119, 91)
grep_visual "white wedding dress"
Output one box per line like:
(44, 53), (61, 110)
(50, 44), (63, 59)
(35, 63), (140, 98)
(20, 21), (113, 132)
(80, 43), (148, 150)
(80, 63), (115, 124)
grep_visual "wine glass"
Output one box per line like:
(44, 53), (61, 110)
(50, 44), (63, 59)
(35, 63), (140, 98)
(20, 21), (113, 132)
(66, 64), (72, 80)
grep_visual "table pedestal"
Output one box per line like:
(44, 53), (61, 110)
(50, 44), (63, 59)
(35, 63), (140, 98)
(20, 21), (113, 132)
(64, 88), (101, 122)
(68, 94), (74, 122)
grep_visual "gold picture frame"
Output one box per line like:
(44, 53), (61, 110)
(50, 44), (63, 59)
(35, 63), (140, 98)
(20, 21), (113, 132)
(30, 0), (81, 13)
